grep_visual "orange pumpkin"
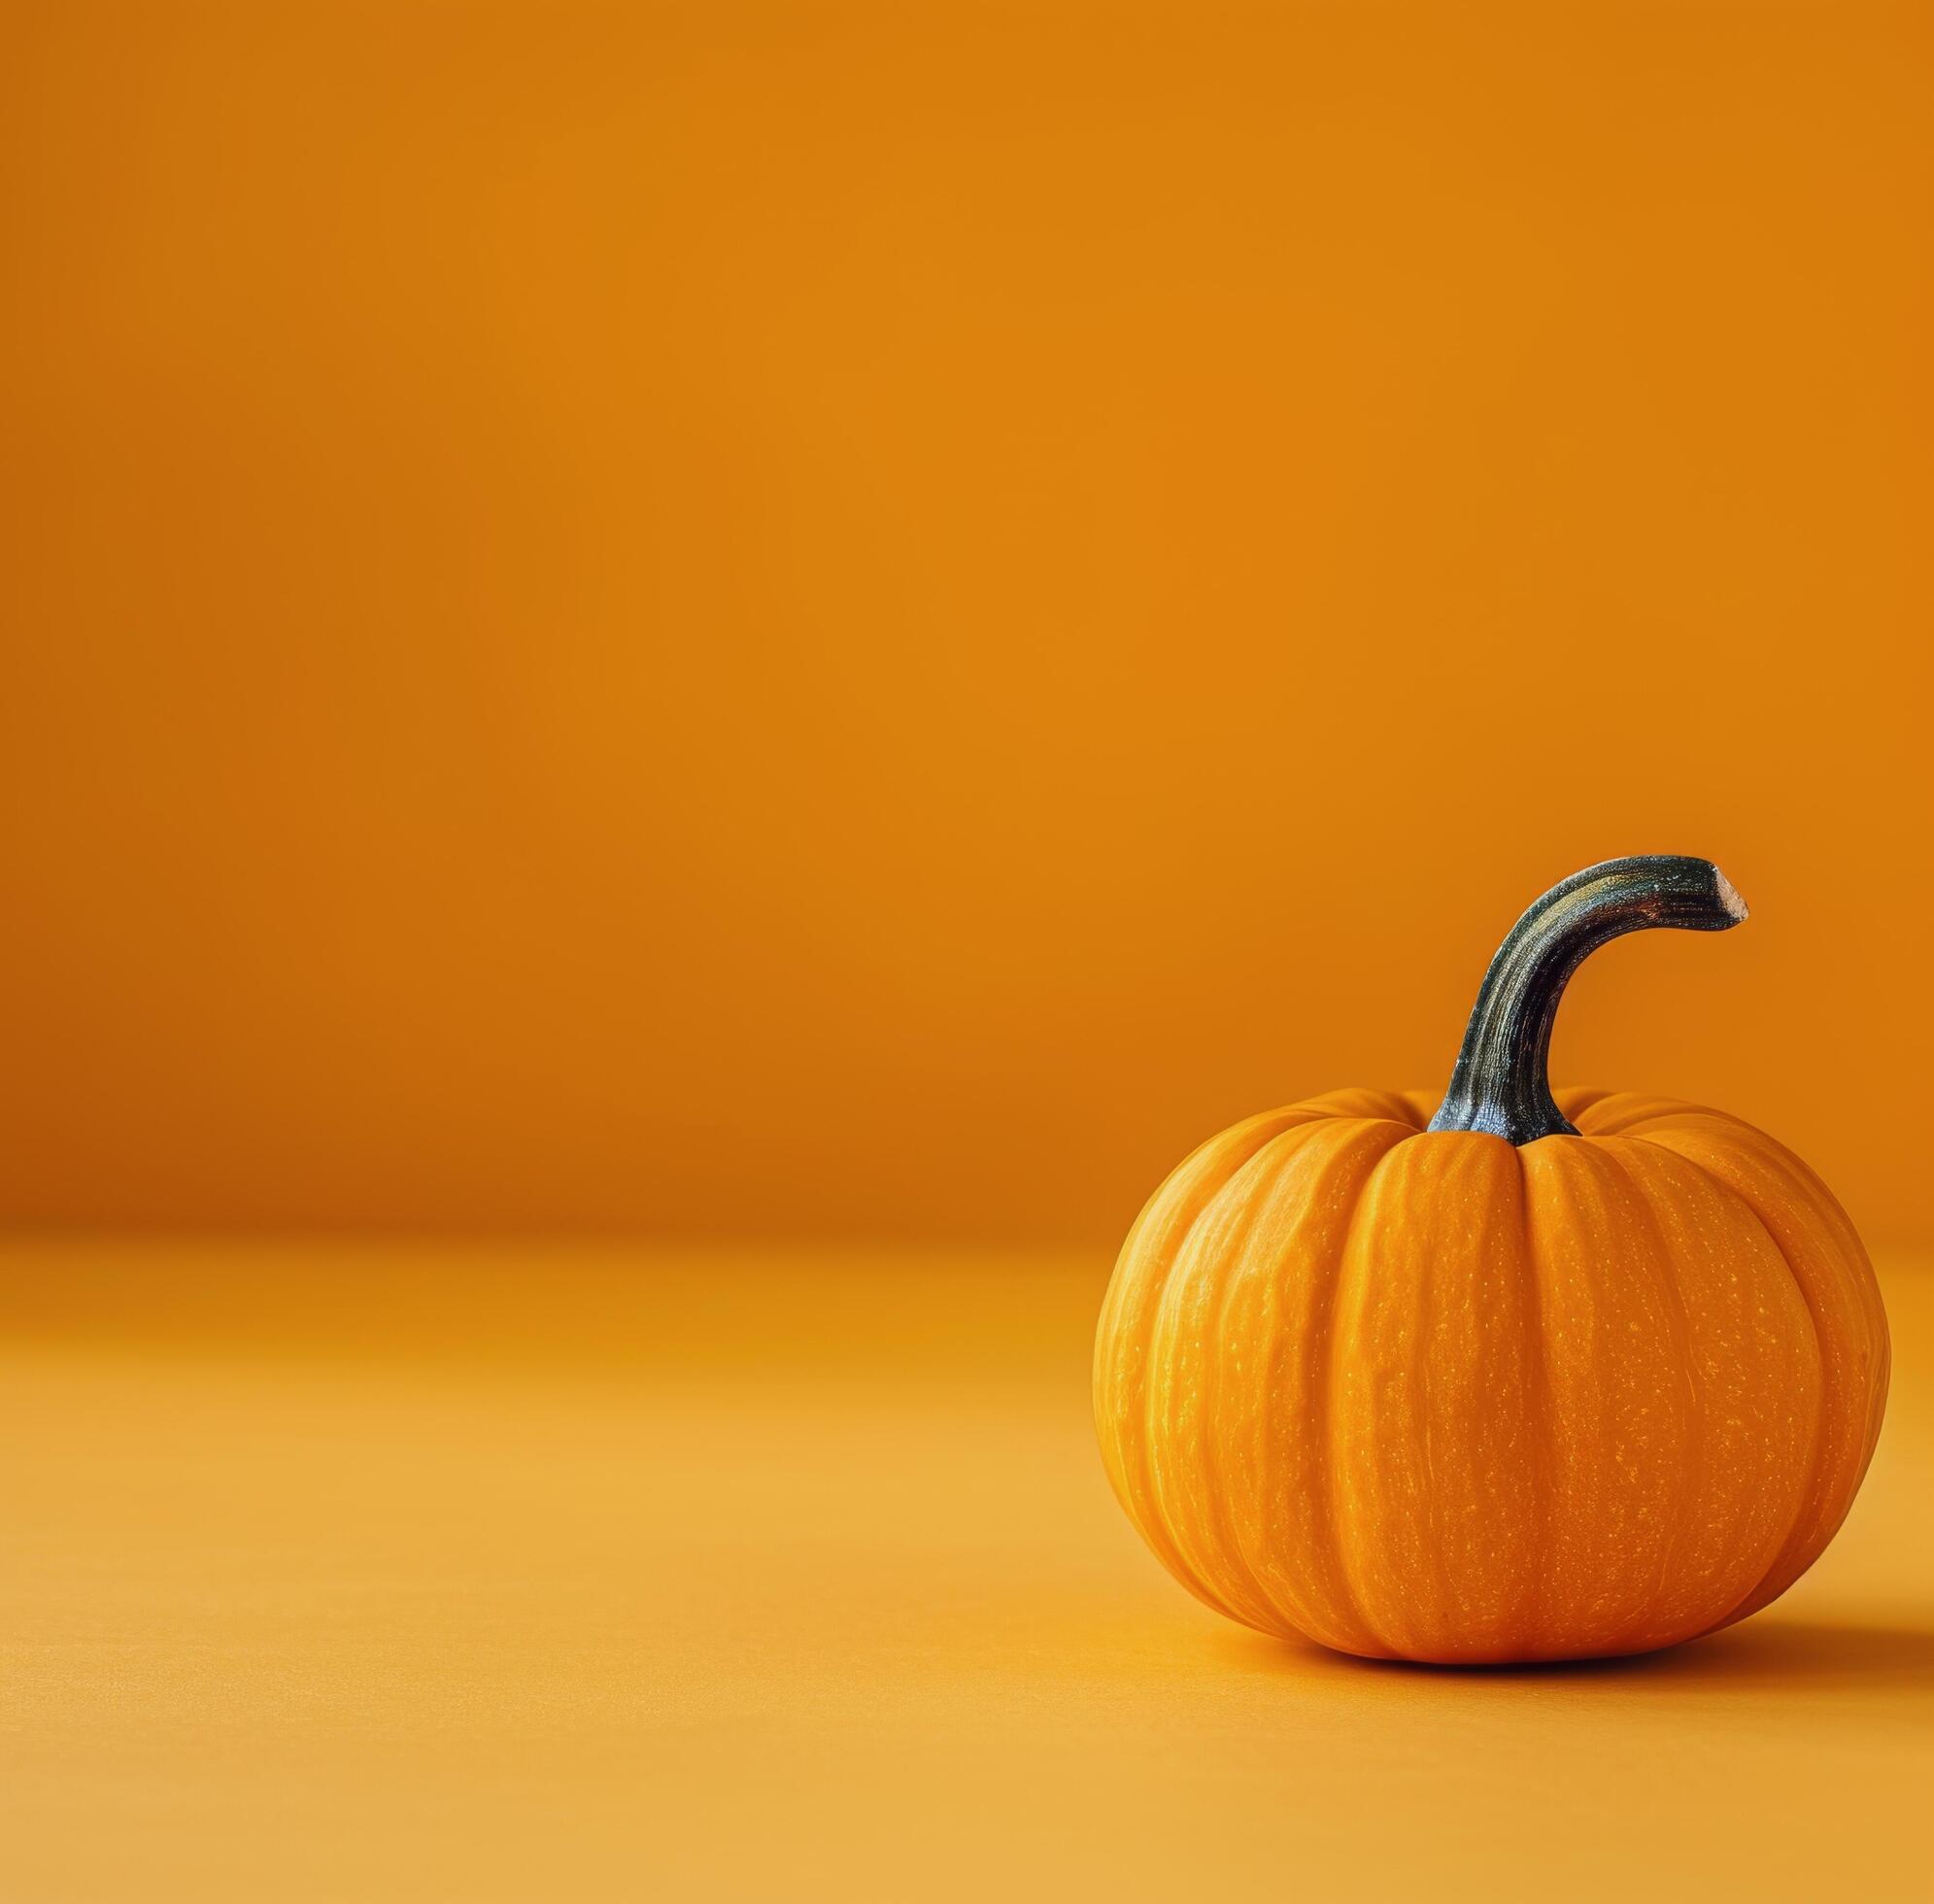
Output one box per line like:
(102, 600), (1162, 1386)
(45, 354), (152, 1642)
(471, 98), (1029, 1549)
(1094, 857), (1888, 1664)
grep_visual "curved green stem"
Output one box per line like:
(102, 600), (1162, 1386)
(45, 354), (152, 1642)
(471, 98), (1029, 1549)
(1427, 856), (1747, 1144)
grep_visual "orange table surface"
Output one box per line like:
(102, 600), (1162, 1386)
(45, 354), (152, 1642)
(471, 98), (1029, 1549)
(6, 1241), (1931, 1902)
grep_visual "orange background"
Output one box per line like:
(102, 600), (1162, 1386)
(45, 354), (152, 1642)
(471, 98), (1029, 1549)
(5, 0), (1930, 1246)
(5, 12), (1933, 1903)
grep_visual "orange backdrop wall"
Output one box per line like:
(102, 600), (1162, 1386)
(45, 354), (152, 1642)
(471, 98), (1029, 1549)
(4, 1), (1929, 1244)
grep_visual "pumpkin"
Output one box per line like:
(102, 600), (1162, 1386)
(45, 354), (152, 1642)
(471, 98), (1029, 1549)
(1094, 857), (1888, 1665)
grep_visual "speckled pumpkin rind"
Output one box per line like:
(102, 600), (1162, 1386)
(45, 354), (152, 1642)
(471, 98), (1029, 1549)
(1095, 859), (1889, 1666)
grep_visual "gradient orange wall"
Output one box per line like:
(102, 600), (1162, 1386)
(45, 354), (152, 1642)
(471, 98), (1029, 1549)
(4, 2), (1929, 1243)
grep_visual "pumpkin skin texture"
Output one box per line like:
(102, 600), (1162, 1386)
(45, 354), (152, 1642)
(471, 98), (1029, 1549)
(1095, 863), (1889, 1666)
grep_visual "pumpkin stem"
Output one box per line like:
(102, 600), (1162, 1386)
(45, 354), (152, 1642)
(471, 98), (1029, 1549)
(1426, 857), (1747, 1144)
